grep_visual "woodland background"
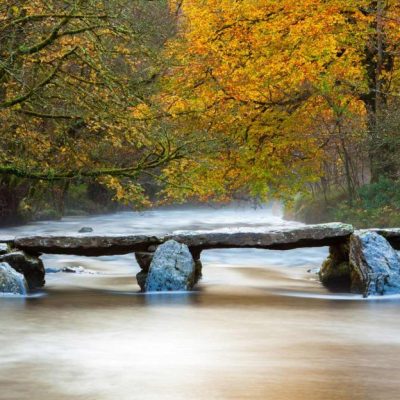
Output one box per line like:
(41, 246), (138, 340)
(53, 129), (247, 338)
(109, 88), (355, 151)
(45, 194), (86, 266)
(1, 0), (400, 227)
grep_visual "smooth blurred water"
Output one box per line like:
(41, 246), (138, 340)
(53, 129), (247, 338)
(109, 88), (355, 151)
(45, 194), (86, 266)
(0, 204), (399, 400)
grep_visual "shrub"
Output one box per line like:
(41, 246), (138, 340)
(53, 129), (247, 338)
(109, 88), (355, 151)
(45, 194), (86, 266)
(287, 179), (400, 228)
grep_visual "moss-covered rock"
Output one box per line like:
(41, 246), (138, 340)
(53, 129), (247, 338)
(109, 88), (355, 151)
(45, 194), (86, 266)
(319, 243), (351, 288)
(0, 251), (45, 290)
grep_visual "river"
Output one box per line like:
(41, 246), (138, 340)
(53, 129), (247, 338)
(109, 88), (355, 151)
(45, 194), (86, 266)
(0, 205), (399, 400)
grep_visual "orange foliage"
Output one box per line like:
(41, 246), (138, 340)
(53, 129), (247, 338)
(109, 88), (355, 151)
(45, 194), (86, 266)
(160, 0), (400, 201)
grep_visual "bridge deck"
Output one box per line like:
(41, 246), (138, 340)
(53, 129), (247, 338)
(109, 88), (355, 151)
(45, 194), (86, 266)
(8, 223), (355, 256)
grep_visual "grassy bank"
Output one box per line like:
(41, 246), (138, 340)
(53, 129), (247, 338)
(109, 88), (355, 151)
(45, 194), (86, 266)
(286, 178), (400, 228)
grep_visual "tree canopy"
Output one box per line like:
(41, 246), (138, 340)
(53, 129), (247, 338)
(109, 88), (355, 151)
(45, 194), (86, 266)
(160, 0), (400, 201)
(0, 0), (189, 205)
(2, 0), (400, 215)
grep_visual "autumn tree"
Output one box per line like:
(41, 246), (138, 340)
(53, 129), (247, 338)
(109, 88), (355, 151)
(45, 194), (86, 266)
(0, 0), (196, 219)
(3, 0), (400, 221)
(161, 0), (400, 202)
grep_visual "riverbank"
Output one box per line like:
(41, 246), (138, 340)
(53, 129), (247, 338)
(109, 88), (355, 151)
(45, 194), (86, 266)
(0, 182), (125, 227)
(286, 178), (400, 228)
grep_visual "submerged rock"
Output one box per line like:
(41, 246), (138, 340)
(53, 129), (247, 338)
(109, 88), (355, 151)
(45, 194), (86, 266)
(61, 266), (97, 274)
(144, 240), (196, 292)
(0, 262), (27, 295)
(78, 227), (93, 233)
(45, 267), (61, 273)
(349, 231), (400, 297)
(62, 266), (86, 273)
(0, 251), (45, 290)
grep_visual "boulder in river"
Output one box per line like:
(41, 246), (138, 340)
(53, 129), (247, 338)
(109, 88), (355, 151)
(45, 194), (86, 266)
(349, 231), (400, 297)
(144, 240), (196, 292)
(0, 251), (45, 290)
(0, 262), (27, 295)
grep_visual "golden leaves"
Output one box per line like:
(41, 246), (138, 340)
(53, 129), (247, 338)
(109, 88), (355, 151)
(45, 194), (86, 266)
(159, 0), (400, 201)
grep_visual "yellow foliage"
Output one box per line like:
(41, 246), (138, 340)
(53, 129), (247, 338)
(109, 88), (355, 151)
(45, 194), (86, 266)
(159, 0), (400, 201)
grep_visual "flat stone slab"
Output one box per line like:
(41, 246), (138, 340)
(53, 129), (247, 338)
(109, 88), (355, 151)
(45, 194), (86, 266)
(12, 223), (354, 256)
(361, 229), (400, 250)
(14, 235), (162, 256)
(167, 223), (354, 251)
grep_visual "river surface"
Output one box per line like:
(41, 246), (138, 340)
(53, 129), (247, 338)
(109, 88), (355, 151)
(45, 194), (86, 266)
(0, 205), (400, 400)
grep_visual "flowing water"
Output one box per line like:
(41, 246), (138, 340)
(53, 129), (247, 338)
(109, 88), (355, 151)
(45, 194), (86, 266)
(0, 205), (400, 400)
